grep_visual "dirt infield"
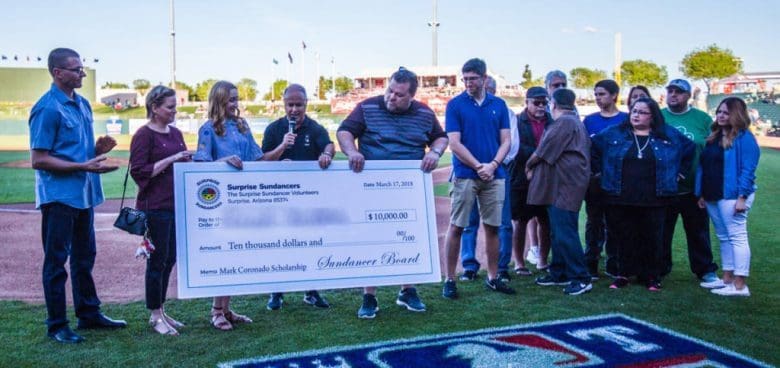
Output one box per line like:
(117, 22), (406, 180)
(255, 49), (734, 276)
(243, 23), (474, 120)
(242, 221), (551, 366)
(0, 166), (483, 305)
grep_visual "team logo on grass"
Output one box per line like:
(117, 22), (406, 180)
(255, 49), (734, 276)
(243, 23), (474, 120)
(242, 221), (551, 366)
(196, 178), (222, 209)
(220, 314), (771, 368)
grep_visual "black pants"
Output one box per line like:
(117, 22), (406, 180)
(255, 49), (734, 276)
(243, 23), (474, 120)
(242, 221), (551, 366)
(41, 203), (101, 333)
(605, 205), (665, 281)
(145, 210), (177, 310)
(661, 193), (718, 278)
(583, 199), (617, 274)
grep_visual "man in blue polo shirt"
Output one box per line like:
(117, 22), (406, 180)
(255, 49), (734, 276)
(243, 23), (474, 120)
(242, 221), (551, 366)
(442, 58), (513, 299)
(29, 48), (127, 344)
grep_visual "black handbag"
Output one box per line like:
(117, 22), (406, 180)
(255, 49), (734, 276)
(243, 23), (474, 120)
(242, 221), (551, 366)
(113, 165), (148, 236)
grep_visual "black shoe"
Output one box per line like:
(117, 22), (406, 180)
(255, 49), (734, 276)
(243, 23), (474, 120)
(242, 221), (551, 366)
(497, 271), (511, 283)
(358, 294), (379, 319)
(303, 290), (330, 309)
(458, 270), (478, 281)
(486, 278), (516, 295)
(535, 275), (569, 286)
(587, 263), (599, 281)
(48, 326), (84, 344)
(77, 313), (128, 330)
(267, 293), (284, 310)
(442, 280), (458, 299)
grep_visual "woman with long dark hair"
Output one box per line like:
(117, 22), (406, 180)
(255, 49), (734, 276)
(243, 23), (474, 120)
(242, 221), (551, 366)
(591, 97), (694, 291)
(130, 85), (192, 335)
(194, 80), (267, 330)
(696, 97), (760, 297)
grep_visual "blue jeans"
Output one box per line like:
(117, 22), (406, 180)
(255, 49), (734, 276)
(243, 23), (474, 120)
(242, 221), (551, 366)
(41, 202), (102, 333)
(461, 178), (512, 272)
(547, 205), (590, 283)
(145, 210), (177, 310)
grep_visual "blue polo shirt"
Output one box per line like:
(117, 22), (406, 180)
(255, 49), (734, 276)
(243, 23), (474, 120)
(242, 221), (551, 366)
(193, 119), (264, 162)
(29, 84), (103, 209)
(445, 91), (510, 179)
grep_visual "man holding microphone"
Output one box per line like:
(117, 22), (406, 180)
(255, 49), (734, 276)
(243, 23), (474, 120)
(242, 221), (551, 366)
(261, 83), (335, 310)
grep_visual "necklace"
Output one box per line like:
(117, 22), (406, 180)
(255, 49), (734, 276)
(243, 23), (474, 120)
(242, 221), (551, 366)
(633, 132), (650, 159)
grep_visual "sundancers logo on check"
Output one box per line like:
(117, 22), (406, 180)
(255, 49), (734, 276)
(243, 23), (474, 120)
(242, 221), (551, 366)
(196, 178), (223, 210)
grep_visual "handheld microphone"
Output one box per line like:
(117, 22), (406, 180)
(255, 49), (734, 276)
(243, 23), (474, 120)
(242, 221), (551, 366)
(288, 118), (296, 134)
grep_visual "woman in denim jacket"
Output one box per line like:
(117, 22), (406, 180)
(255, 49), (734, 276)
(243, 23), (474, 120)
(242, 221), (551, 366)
(592, 97), (694, 291)
(696, 97), (760, 297)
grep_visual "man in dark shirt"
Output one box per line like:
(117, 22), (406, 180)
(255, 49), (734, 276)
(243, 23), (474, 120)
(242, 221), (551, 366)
(262, 84), (335, 310)
(338, 67), (448, 319)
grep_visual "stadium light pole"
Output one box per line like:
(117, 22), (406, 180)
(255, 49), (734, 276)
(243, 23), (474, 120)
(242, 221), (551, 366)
(428, 0), (440, 67)
(170, 0), (177, 91)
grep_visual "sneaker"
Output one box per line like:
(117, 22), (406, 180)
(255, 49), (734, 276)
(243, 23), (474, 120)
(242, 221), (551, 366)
(497, 271), (511, 283)
(514, 267), (532, 276)
(303, 290), (330, 309)
(526, 245), (540, 264)
(266, 293), (284, 310)
(646, 279), (662, 292)
(609, 277), (629, 289)
(485, 278), (516, 295)
(711, 284), (750, 297)
(458, 270), (478, 281)
(396, 288), (426, 312)
(358, 294), (379, 319)
(564, 281), (593, 295)
(535, 275), (569, 286)
(699, 273), (724, 289)
(442, 280), (458, 299)
(587, 263), (599, 281)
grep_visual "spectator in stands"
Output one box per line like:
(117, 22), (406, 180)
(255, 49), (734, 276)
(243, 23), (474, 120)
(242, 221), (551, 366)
(592, 97), (694, 291)
(696, 97), (760, 297)
(130, 85), (192, 335)
(442, 58), (513, 300)
(459, 76), (521, 283)
(660, 79), (722, 288)
(582, 80), (629, 279)
(194, 80), (268, 330)
(338, 67), (448, 319)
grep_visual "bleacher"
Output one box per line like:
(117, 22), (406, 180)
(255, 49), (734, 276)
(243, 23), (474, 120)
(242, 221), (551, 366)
(707, 92), (780, 128)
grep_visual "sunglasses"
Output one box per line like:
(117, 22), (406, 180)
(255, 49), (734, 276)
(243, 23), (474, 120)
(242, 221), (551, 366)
(530, 100), (548, 107)
(58, 66), (85, 74)
(551, 82), (566, 88)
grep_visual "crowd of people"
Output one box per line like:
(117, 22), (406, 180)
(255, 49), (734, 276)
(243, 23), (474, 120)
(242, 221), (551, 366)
(30, 48), (760, 343)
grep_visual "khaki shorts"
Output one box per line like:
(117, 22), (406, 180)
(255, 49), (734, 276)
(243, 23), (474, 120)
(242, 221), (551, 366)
(450, 178), (505, 227)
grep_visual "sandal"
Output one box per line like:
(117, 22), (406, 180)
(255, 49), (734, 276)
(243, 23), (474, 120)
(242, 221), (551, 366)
(225, 309), (253, 324)
(149, 317), (179, 336)
(210, 308), (233, 331)
(514, 267), (532, 276)
(164, 313), (185, 329)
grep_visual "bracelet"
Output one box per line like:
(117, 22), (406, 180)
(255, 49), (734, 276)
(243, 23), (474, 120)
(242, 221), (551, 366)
(321, 152), (333, 157)
(491, 159), (500, 167)
(431, 148), (443, 156)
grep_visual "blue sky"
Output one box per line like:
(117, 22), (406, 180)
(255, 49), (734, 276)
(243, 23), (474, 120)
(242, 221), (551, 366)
(1, 0), (778, 92)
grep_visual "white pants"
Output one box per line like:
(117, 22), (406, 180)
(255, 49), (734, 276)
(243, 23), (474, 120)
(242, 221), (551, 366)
(705, 194), (754, 277)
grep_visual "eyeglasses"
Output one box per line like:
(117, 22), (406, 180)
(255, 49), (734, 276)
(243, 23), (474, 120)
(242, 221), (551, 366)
(462, 76), (483, 83)
(631, 109), (651, 115)
(58, 66), (85, 74)
(530, 100), (548, 107)
(551, 82), (566, 88)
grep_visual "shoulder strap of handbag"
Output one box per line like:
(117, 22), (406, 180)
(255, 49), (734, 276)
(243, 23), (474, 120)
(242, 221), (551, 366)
(119, 164), (130, 209)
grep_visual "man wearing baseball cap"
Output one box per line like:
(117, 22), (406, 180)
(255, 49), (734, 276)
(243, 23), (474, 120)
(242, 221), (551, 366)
(660, 78), (721, 288)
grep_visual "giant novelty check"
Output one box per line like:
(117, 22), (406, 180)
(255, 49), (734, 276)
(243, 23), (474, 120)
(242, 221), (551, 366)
(174, 160), (441, 298)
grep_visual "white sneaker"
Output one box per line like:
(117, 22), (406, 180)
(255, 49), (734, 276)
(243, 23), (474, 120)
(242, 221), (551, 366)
(711, 284), (750, 297)
(525, 245), (539, 264)
(700, 278), (725, 289)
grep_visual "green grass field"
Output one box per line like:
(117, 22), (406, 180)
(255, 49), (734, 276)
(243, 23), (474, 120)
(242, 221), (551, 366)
(0, 149), (778, 366)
